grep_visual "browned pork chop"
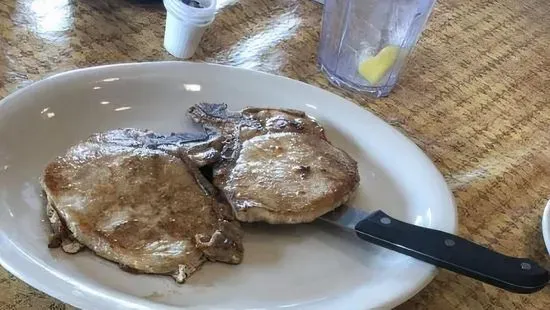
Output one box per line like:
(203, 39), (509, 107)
(188, 103), (360, 224)
(41, 129), (243, 282)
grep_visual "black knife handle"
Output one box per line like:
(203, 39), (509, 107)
(355, 210), (549, 294)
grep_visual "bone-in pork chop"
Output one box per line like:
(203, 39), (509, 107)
(41, 128), (243, 282)
(188, 103), (360, 224)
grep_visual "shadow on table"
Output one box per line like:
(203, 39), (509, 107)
(525, 212), (550, 270)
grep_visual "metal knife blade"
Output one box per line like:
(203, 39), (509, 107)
(319, 205), (371, 230)
(318, 206), (549, 294)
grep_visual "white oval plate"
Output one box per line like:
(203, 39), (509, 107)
(0, 62), (456, 310)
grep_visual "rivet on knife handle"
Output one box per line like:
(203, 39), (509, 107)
(354, 210), (549, 294)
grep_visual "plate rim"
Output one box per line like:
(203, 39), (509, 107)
(0, 61), (457, 309)
(543, 201), (550, 255)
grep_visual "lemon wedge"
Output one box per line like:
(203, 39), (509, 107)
(358, 45), (400, 85)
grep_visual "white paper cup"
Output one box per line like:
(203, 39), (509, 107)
(163, 0), (216, 59)
(163, 12), (213, 59)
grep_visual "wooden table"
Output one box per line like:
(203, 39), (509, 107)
(1, 0), (549, 308)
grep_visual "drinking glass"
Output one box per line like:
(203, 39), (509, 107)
(318, 0), (436, 97)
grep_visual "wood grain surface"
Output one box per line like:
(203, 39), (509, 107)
(1, 0), (549, 309)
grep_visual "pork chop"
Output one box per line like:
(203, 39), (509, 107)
(188, 103), (360, 224)
(41, 128), (243, 282)
(45, 128), (223, 250)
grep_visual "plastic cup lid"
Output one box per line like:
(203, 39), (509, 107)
(164, 0), (216, 20)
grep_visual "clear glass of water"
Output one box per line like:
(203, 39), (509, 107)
(318, 0), (437, 97)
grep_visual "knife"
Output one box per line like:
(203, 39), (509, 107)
(320, 207), (549, 294)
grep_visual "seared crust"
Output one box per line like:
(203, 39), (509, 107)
(189, 104), (360, 224)
(41, 129), (243, 282)
(189, 103), (326, 142)
(217, 132), (359, 224)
